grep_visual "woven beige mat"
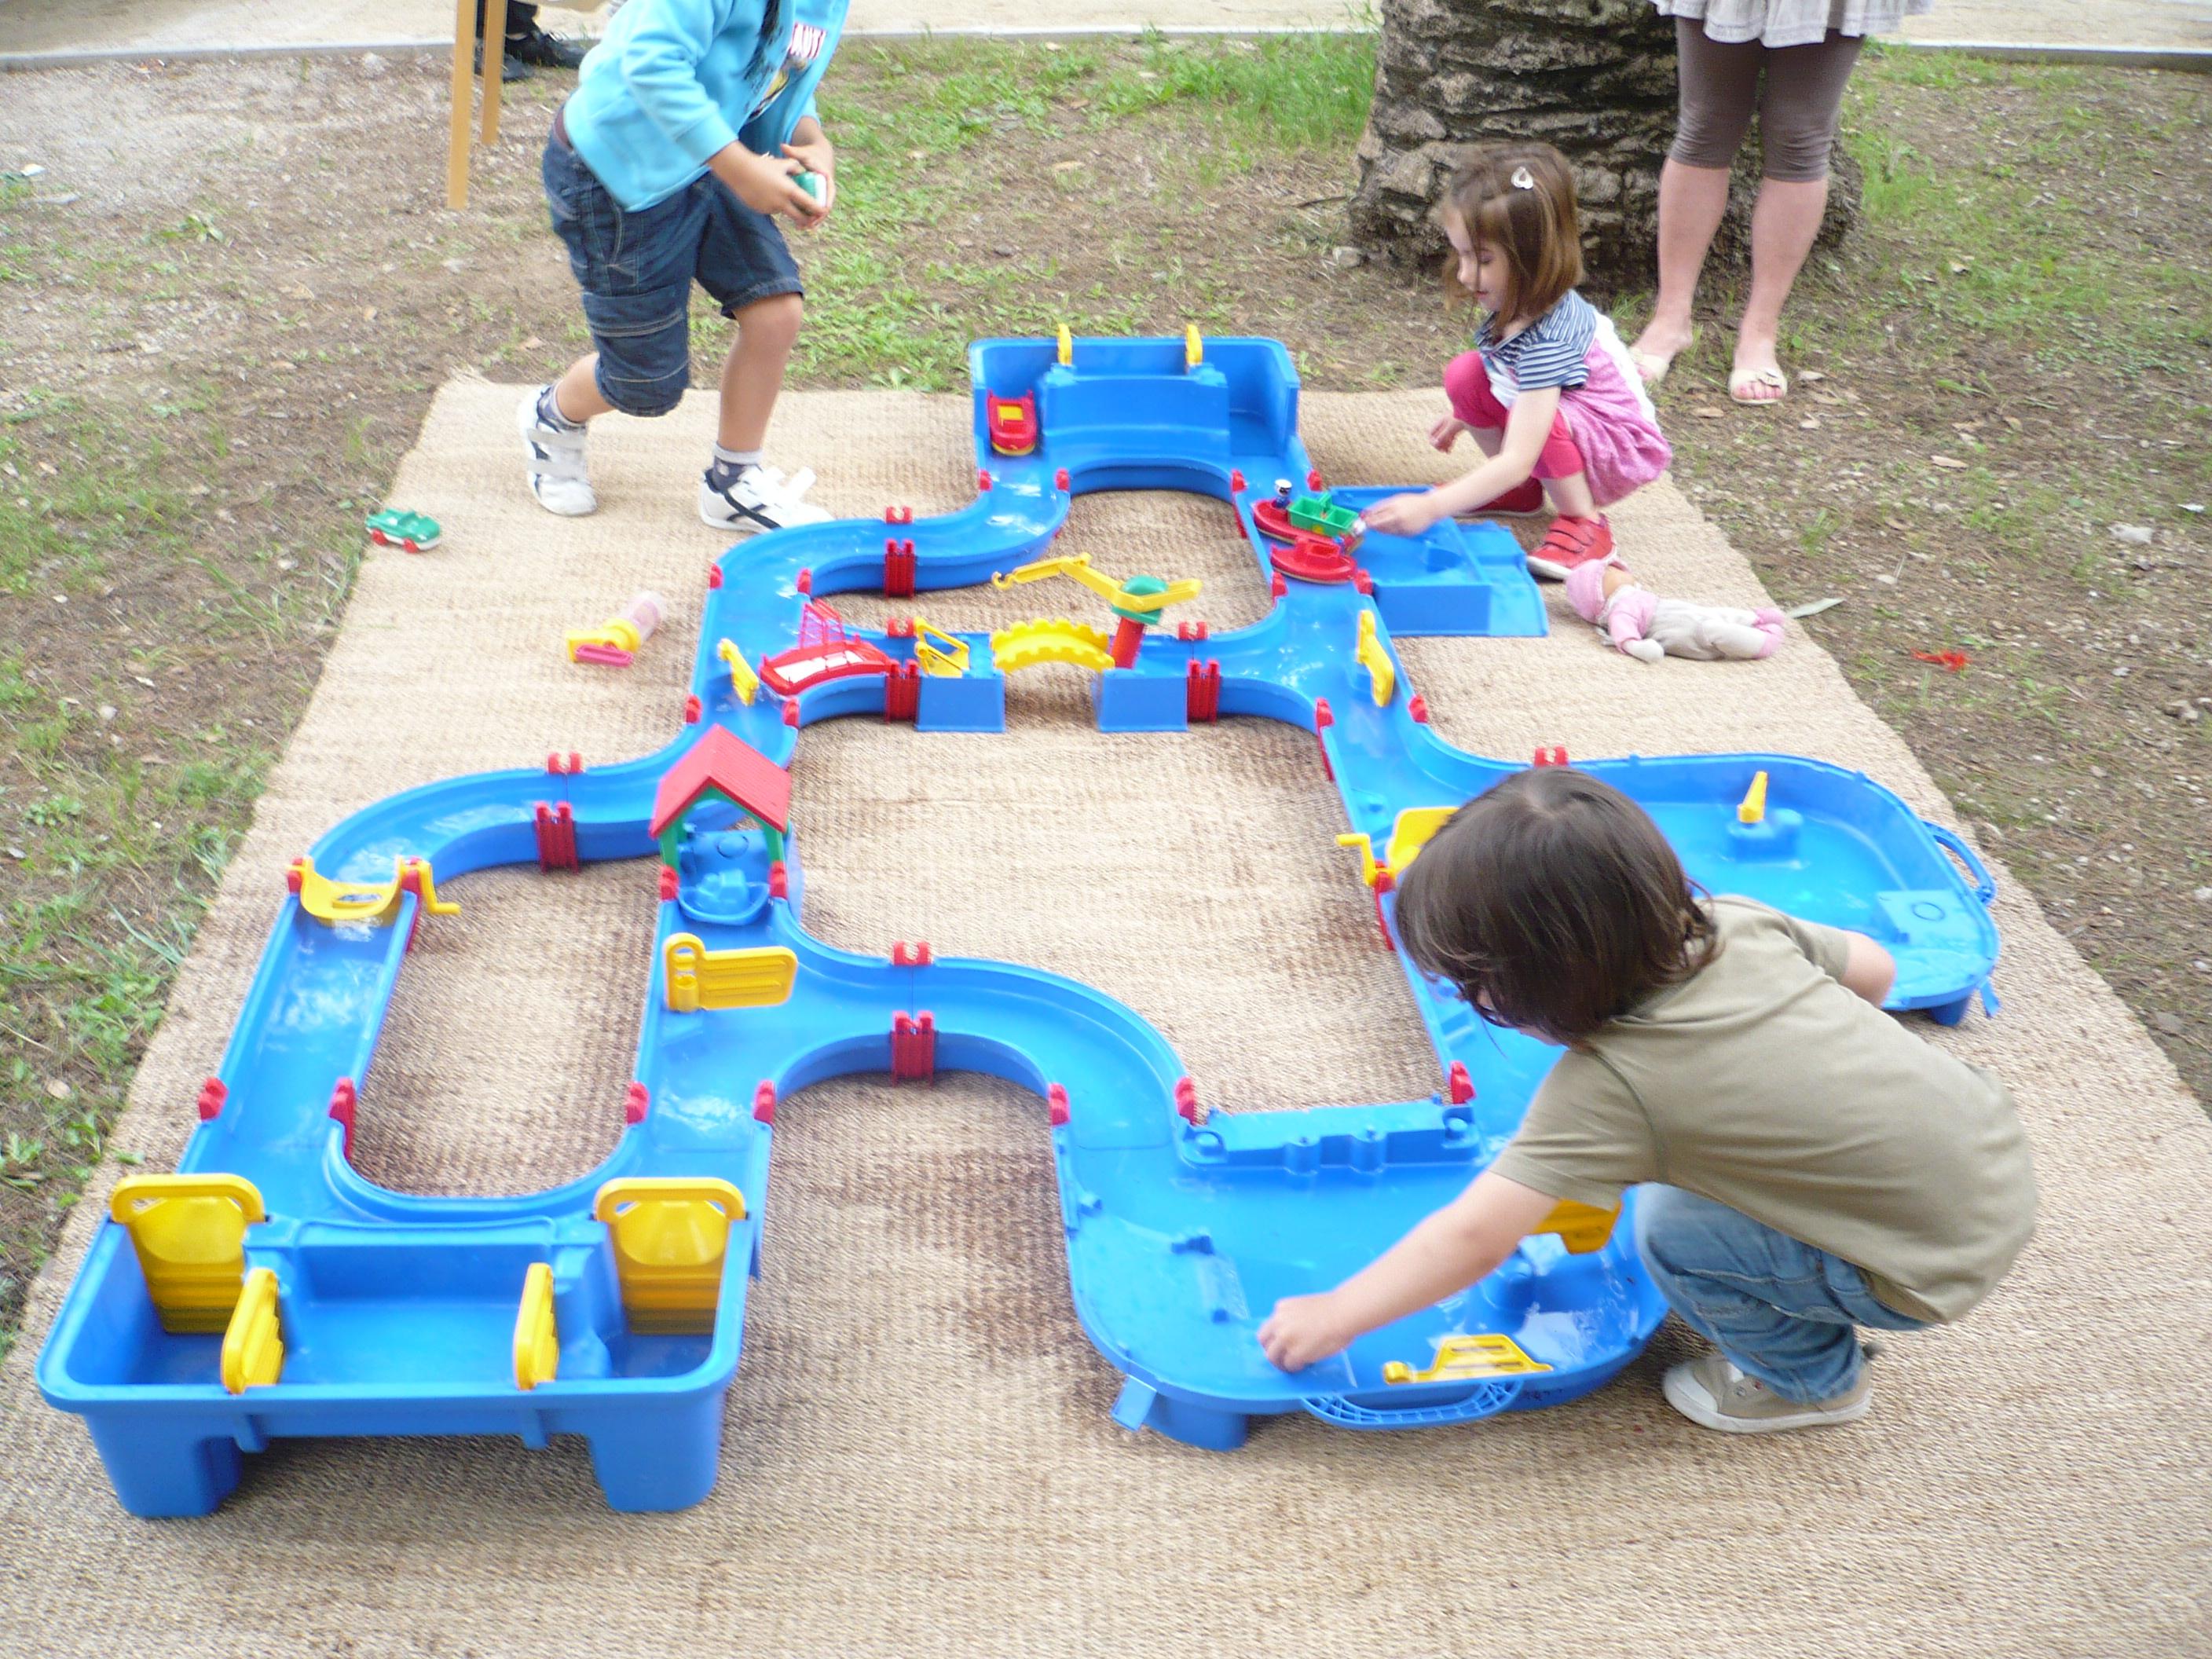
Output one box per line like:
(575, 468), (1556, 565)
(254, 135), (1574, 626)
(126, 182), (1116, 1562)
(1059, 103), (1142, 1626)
(2, 383), (2206, 1658)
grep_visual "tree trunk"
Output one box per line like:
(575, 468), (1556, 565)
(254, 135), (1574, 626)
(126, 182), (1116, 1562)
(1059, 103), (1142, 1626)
(1350, 0), (1861, 291)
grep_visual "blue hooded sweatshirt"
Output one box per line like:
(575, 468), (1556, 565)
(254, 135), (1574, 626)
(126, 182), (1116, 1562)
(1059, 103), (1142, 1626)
(562, 0), (849, 212)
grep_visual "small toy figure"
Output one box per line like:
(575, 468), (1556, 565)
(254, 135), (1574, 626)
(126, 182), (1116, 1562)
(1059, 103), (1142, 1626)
(1565, 561), (1785, 665)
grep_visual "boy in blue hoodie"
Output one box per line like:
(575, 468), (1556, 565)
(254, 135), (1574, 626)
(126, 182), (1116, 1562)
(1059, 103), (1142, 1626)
(525, 0), (849, 532)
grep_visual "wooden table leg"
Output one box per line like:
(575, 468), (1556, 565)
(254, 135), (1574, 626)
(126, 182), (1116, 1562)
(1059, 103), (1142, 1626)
(481, 0), (507, 146)
(446, 0), (474, 208)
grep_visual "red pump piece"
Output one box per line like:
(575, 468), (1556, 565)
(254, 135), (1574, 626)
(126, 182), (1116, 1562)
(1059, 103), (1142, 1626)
(753, 1082), (777, 1124)
(196, 1078), (228, 1122)
(624, 1082), (650, 1126)
(1448, 1062), (1475, 1104)
(891, 1012), (936, 1082)
(328, 1077), (357, 1157)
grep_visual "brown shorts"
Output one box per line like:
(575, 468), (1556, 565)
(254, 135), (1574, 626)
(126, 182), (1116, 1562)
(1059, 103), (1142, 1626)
(1669, 19), (1866, 183)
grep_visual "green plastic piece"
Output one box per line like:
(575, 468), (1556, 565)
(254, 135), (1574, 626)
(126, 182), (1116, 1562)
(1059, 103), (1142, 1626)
(1288, 493), (1360, 538)
(1109, 573), (1169, 626)
(794, 170), (824, 203)
(365, 509), (441, 551)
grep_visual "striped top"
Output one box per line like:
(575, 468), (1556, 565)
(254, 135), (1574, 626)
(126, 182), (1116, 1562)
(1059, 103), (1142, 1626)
(1476, 289), (1600, 393)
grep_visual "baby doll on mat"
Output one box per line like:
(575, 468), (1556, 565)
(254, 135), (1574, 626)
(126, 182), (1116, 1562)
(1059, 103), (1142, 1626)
(1566, 559), (1787, 665)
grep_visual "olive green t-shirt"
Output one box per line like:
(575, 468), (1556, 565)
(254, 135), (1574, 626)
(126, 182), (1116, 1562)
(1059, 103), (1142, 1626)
(1489, 896), (2035, 1322)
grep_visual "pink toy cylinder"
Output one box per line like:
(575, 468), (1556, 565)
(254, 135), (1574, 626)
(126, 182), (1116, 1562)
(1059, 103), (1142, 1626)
(623, 591), (668, 643)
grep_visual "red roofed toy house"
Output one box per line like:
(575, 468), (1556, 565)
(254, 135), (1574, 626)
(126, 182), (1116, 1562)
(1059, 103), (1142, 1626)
(649, 725), (791, 869)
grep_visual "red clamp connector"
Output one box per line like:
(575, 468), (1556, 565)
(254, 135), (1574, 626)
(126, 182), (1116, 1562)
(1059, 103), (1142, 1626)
(885, 505), (914, 526)
(286, 859), (305, 896)
(796, 568), (813, 596)
(1229, 468), (1247, 493)
(707, 563), (724, 590)
(782, 698), (800, 729)
(196, 1077), (228, 1122)
(892, 940), (934, 969)
(892, 1011), (936, 1082)
(1372, 867), (1396, 949)
(1054, 467), (1071, 492)
(1046, 1083), (1071, 1128)
(1173, 1076), (1200, 1125)
(624, 1082), (650, 1126)
(546, 751), (584, 776)
(657, 865), (679, 902)
(1314, 698), (1335, 781)
(1186, 658), (1221, 723)
(1353, 568), (1373, 596)
(1175, 621), (1210, 642)
(886, 616), (916, 639)
(328, 1077), (357, 1157)
(977, 468), (994, 493)
(683, 694), (702, 725)
(1533, 745), (1570, 767)
(1448, 1062), (1474, 1105)
(1306, 468), (1324, 492)
(884, 538), (917, 598)
(767, 860), (788, 901)
(753, 1081), (777, 1124)
(1269, 572), (1287, 599)
(884, 659), (921, 722)
(534, 802), (578, 872)
(1408, 694), (1430, 724)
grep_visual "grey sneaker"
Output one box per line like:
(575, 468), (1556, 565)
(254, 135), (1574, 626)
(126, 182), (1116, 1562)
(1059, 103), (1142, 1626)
(1662, 1353), (1872, 1434)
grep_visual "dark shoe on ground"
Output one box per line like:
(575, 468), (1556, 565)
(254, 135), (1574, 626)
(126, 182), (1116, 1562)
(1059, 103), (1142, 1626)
(1662, 1354), (1872, 1434)
(1525, 513), (1614, 580)
(507, 25), (589, 71)
(473, 42), (530, 82)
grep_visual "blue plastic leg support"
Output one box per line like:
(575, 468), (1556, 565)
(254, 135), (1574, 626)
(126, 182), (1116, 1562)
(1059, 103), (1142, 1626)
(86, 1417), (244, 1518)
(1109, 1378), (1248, 1450)
(584, 1391), (727, 1512)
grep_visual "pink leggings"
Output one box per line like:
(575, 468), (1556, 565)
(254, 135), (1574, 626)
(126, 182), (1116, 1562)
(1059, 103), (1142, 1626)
(1445, 352), (1584, 479)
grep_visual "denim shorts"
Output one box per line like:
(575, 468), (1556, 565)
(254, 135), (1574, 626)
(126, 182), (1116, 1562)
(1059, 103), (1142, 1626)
(541, 127), (804, 418)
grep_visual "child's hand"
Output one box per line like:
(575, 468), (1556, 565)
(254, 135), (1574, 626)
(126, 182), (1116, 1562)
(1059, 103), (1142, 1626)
(1430, 416), (1470, 452)
(720, 146), (818, 222)
(1258, 1292), (1353, 1372)
(779, 137), (835, 229)
(1360, 491), (1440, 539)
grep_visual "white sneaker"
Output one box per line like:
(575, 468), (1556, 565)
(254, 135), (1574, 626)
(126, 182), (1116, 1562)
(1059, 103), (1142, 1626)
(518, 386), (596, 517)
(698, 461), (831, 533)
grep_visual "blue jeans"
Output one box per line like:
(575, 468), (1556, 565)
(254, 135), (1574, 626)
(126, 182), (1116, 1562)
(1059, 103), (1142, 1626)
(541, 129), (803, 418)
(1634, 1185), (1928, 1401)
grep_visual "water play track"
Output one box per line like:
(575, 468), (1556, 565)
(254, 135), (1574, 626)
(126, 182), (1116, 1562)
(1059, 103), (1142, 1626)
(40, 335), (2000, 1514)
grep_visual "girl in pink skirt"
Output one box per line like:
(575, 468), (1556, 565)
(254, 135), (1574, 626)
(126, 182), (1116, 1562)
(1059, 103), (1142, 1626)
(1363, 143), (1673, 580)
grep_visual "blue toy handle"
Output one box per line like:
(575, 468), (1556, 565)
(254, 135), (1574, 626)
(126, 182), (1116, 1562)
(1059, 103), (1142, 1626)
(1924, 821), (1997, 906)
(1301, 1377), (1523, 1430)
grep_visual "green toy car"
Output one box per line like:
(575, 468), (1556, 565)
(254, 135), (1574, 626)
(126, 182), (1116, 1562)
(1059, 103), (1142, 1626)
(365, 509), (442, 553)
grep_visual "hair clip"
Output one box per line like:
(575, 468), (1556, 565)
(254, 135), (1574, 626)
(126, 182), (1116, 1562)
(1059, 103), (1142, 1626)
(1511, 166), (1536, 191)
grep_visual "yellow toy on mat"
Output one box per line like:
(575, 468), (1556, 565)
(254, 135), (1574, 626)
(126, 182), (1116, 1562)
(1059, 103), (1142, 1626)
(566, 590), (668, 668)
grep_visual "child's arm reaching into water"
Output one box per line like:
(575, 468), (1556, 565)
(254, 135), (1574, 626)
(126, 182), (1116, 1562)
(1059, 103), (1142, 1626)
(1361, 386), (1563, 539)
(1257, 1170), (1561, 1372)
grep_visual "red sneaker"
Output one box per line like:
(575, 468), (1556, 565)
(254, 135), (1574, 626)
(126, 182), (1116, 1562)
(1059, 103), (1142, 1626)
(1525, 514), (1614, 580)
(1472, 478), (1547, 518)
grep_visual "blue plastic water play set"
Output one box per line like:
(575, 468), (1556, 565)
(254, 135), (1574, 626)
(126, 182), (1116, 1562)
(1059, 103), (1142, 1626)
(38, 333), (2001, 1516)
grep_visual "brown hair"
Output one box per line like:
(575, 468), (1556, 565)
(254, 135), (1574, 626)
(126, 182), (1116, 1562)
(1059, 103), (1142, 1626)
(1393, 767), (1717, 1047)
(1438, 142), (1583, 329)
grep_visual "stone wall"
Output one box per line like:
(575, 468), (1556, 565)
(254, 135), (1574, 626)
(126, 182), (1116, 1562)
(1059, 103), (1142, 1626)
(1350, 0), (1860, 290)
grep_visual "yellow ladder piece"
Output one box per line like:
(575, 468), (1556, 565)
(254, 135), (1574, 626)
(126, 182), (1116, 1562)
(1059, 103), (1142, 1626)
(514, 1261), (558, 1390)
(291, 855), (457, 926)
(1382, 1332), (1552, 1386)
(1185, 324), (1203, 370)
(911, 617), (970, 676)
(1356, 610), (1396, 707)
(220, 1266), (284, 1393)
(718, 638), (761, 705)
(1056, 323), (1073, 367)
(109, 1174), (267, 1334)
(1536, 1196), (1621, 1254)
(593, 1177), (748, 1334)
(1738, 769), (1769, 825)
(1383, 806), (1457, 875)
(663, 934), (798, 1013)
(988, 618), (1115, 675)
(1335, 833), (1382, 889)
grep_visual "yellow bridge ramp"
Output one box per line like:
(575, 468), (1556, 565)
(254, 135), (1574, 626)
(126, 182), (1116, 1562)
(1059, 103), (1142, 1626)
(990, 618), (1114, 675)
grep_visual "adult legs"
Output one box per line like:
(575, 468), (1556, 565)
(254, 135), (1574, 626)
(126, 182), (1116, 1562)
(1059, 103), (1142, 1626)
(1632, 20), (1760, 372)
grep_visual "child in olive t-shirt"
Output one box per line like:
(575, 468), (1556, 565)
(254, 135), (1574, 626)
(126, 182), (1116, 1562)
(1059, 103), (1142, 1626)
(1256, 766), (2034, 1433)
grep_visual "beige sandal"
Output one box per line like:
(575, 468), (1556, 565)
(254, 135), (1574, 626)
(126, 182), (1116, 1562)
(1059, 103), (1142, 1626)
(1729, 365), (1789, 405)
(1628, 331), (1694, 386)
